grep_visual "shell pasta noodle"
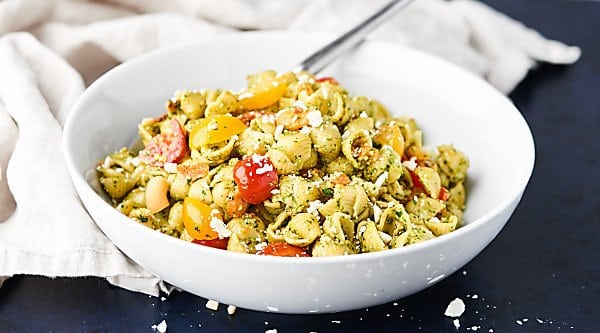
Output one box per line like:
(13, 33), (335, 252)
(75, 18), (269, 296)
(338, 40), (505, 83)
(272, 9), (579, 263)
(97, 70), (469, 257)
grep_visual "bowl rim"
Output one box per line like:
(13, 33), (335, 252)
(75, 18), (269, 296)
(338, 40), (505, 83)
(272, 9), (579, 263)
(63, 30), (536, 265)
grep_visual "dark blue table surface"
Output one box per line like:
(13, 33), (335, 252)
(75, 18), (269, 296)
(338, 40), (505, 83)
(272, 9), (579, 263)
(1, 1), (598, 332)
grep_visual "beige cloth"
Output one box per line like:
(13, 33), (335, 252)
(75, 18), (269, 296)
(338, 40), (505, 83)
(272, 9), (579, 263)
(0, 0), (580, 296)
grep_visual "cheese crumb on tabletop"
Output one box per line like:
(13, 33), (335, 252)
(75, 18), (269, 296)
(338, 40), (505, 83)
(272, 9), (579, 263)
(453, 319), (461, 329)
(444, 298), (465, 318)
(227, 305), (237, 315)
(205, 299), (219, 311)
(151, 319), (167, 333)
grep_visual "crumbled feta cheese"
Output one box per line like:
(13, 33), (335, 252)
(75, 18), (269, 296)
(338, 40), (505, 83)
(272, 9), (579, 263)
(230, 134), (239, 141)
(274, 125), (284, 139)
(402, 156), (418, 171)
(151, 319), (167, 333)
(255, 242), (267, 251)
(428, 217), (441, 224)
(163, 162), (178, 173)
(471, 294), (479, 299)
(444, 298), (466, 318)
(306, 200), (323, 215)
(378, 231), (392, 244)
(130, 156), (140, 166)
(270, 189), (280, 195)
(265, 329), (277, 333)
(205, 300), (219, 311)
(453, 319), (461, 329)
(373, 203), (382, 222)
(358, 225), (367, 236)
(255, 162), (274, 175)
(375, 120), (383, 129)
(210, 216), (231, 239)
(114, 167), (124, 173)
(299, 126), (311, 134)
(374, 171), (388, 189)
(227, 305), (237, 315)
(307, 110), (323, 127)
(293, 100), (307, 110)
(262, 113), (276, 124)
(266, 306), (279, 312)
(331, 320), (341, 324)
(467, 325), (481, 331)
(207, 119), (219, 131)
(536, 318), (544, 324)
(359, 111), (368, 118)
(516, 320), (523, 325)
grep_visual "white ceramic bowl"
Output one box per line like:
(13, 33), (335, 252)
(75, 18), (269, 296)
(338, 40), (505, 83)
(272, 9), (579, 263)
(63, 32), (534, 314)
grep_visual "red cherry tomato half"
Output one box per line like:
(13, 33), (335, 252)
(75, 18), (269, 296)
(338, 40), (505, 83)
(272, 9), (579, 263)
(315, 77), (339, 85)
(140, 119), (188, 166)
(233, 155), (278, 204)
(257, 242), (311, 257)
(438, 187), (450, 201)
(192, 238), (229, 250)
(409, 170), (423, 188)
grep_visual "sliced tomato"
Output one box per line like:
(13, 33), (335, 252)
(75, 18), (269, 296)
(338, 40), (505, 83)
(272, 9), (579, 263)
(238, 79), (287, 110)
(193, 237), (229, 250)
(409, 170), (423, 189)
(182, 197), (218, 240)
(438, 187), (450, 201)
(139, 119), (187, 167)
(189, 115), (246, 149)
(233, 155), (278, 204)
(315, 77), (339, 85)
(257, 242), (310, 257)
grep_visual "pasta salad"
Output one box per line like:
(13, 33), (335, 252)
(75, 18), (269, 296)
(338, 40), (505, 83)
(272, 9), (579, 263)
(97, 70), (469, 257)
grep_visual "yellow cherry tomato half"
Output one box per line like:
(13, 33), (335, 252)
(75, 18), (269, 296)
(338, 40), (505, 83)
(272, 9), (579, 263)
(182, 197), (218, 240)
(189, 115), (246, 149)
(238, 80), (287, 110)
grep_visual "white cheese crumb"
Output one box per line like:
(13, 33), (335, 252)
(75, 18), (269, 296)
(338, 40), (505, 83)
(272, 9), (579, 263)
(265, 329), (277, 333)
(307, 110), (323, 127)
(163, 162), (178, 173)
(255, 162), (274, 175)
(378, 231), (392, 244)
(274, 124), (284, 139)
(373, 203), (382, 222)
(466, 326), (481, 331)
(471, 294), (479, 299)
(205, 299), (219, 311)
(331, 320), (341, 324)
(453, 319), (461, 329)
(444, 298), (466, 318)
(151, 319), (167, 333)
(306, 200), (323, 215)
(428, 217), (441, 224)
(536, 318), (544, 324)
(359, 111), (368, 118)
(402, 156), (418, 171)
(374, 171), (388, 189)
(358, 225), (367, 236)
(255, 242), (267, 251)
(266, 306), (279, 312)
(270, 189), (280, 195)
(341, 130), (350, 140)
(230, 134), (239, 141)
(299, 126), (311, 134)
(516, 320), (523, 325)
(321, 86), (329, 99)
(375, 120), (383, 129)
(210, 217), (231, 239)
(293, 100), (307, 110)
(227, 305), (237, 315)
(131, 156), (140, 166)
(207, 119), (219, 131)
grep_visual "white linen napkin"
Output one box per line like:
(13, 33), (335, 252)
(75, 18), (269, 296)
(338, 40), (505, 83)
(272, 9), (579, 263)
(0, 0), (580, 296)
